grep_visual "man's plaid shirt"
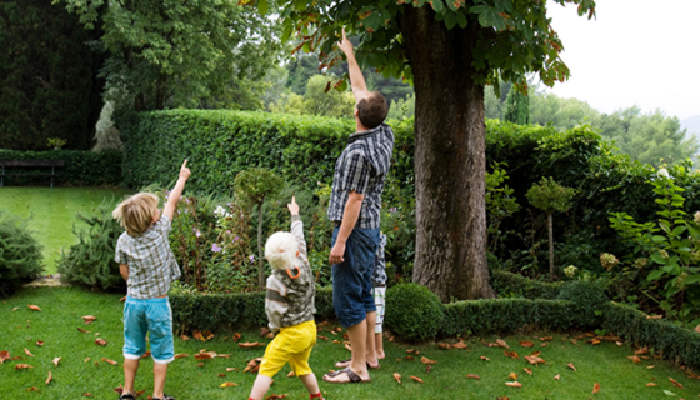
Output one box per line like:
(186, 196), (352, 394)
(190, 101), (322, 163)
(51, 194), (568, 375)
(115, 213), (180, 299)
(327, 123), (394, 229)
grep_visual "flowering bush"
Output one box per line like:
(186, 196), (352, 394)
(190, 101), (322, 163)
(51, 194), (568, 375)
(608, 166), (700, 323)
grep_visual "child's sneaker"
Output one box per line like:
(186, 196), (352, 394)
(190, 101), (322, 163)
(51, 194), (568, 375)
(118, 395), (135, 400)
(152, 396), (175, 400)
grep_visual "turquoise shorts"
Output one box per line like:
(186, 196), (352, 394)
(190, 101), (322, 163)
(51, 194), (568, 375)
(123, 296), (174, 364)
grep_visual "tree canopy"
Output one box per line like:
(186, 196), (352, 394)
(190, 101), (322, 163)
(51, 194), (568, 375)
(56, 0), (280, 111)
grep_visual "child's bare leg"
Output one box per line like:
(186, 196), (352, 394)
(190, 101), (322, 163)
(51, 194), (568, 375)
(153, 362), (168, 399)
(248, 374), (273, 400)
(365, 311), (378, 367)
(298, 373), (321, 395)
(123, 358), (139, 395)
(375, 333), (385, 360)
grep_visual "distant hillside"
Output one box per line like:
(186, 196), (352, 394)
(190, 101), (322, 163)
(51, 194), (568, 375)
(681, 115), (700, 140)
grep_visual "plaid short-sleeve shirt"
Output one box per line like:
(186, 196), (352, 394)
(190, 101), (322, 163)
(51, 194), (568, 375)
(327, 123), (394, 229)
(115, 213), (181, 299)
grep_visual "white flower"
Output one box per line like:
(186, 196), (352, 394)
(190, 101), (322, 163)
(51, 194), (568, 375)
(656, 168), (670, 179)
(214, 205), (227, 217)
(564, 265), (577, 278)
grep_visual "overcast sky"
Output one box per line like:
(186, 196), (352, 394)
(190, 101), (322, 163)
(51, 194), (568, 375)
(544, 0), (700, 121)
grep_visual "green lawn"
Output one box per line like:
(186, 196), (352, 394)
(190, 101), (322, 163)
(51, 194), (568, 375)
(0, 187), (130, 274)
(1, 287), (698, 399)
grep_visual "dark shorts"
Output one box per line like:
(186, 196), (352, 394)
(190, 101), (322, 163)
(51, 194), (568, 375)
(331, 227), (379, 328)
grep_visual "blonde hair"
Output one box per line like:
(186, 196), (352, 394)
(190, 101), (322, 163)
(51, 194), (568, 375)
(112, 193), (159, 237)
(264, 232), (298, 270)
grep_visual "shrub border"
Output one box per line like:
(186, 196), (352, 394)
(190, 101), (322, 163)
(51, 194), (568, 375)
(169, 289), (699, 369)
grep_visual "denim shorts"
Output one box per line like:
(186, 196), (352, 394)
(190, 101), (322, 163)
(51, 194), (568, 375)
(123, 296), (174, 364)
(331, 227), (379, 328)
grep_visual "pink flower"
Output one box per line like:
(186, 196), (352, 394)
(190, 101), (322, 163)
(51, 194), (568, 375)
(249, 254), (255, 264)
(226, 230), (231, 235)
(193, 228), (201, 238)
(211, 243), (222, 253)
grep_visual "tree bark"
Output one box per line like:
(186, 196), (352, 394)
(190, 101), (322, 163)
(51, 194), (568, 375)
(400, 6), (494, 301)
(547, 212), (555, 278)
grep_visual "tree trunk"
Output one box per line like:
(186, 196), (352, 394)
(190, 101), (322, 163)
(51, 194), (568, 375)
(257, 202), (265, 289)
(547, 212), (555, 278)
(400, 6), (494, 301)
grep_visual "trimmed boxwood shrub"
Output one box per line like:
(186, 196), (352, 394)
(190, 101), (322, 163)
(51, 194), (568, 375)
(385, 283), (444, 342)
(602, 302), (700, 369)
(0, 212), (43, 297)
(490, 269), (562, 299)
(169, 288), (335, 334)
(0, 149), (121, 186)
(167, 285), (699, 368)
(557, 280), (609, 327)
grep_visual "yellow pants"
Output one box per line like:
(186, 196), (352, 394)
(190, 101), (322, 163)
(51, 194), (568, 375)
(258, 320), (317, 377)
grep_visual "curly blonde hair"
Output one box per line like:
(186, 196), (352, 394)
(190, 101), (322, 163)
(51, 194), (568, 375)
(112, 193), (159, 237)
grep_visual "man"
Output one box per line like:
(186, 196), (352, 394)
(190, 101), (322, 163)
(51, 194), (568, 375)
(323, 28), (394, 384)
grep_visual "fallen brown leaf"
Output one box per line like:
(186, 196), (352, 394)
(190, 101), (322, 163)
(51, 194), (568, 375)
(232, 333), (241, 341)
(452, 341), (468, 350)
(45, 371), (52, 385)
(27, 386), (39, 392)
(82, 393), (92, 397)
(174, 354), (189, 359)
(589, 338), (601, 345)
(36, 340), (44, 347)
(567, 363), (576, 371)
(15, 364), (33, 370)
(496, 397), (509, 400)
(524, 354), (546, 365)
(393, 372), (401, 384)
(645, 382), (656, 387)
(286, 370), (295, 377)
(192, 330), (204, 341)
(519, 340), (534, 348)
(318, 335), (328, 341)
(239, 342), (264, 349)
(0, 350), (9, 364)
(554, 374), (560, 380)
(226, 368), (237, 372)
(344, 343), (352, 352)
(626, 355), (641, 364)
(420, 356), (437, 365)
(216, 354), (231, 359)
(24, 348), (33, 357)
(592, 383), (600, 394)
(646, 365), (655, 369)
(646, 314), (662, 320)
(101, 358), (118, 365)
(77, 328), (90, 334)
(508, 372), (517, 380)
(523, 368), (532, 375)
(95, 338), (107, 346)
(83, 357), (90, 363)
(194, 352), (216, 360)
(668, 377), (683, 389)
(505, 381), (522, 388)
(82, 315), (97, 324)
(539, 336), (552, 341)
(28, 304), (41, 311)
(466, 374), (480, 380)
(504, 350), (519, 359)
(634, 347), (648, 355)
(410, 375), (423, 384)
(265, 395), (286, 400)
(180, 334), (190, 341)
(219, 382), (238, 388)
(438, 343), (452, 350)
(404, 355), (414, 360)
(480, 355), (490, 361)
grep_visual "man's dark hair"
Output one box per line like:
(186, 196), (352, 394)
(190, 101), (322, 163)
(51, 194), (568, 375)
(357, 91), (387, 129)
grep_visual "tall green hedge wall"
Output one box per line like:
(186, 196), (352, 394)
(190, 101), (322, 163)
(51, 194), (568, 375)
(121, 110), (698, 269)
(0, 150), (122, 186)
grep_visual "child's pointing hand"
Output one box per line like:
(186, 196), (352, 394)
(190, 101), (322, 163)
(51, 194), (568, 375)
(287, 195), (299, 216)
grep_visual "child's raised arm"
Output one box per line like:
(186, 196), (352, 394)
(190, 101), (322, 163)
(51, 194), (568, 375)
(164, 160), (190, 220)
(288, 196), (307, 258)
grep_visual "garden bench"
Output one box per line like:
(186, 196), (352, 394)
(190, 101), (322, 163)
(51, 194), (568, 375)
(0, 160), (65, 189)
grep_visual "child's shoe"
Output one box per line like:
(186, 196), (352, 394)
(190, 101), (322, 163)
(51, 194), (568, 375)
(119, 395), (135, 400)
(152, 395), (175, 400)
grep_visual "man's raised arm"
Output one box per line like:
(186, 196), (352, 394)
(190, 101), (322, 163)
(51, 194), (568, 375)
(338, 27), (368, 101)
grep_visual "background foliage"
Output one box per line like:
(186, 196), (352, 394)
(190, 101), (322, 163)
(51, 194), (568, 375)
(0, 212), (43, 297)
(0, 0), (103, 150)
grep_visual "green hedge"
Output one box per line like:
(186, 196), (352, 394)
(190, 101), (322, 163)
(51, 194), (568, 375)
(169, 288), (334, 334)
(490, 270), (562, 299)
(168, 287), (699, 369)
(601, 302), (700, 369)
(0, 150), (122, 186)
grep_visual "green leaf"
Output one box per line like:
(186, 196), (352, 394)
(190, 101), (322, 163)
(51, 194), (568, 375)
(257, 0), (269, 15)
(431, 0), (445, 13)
